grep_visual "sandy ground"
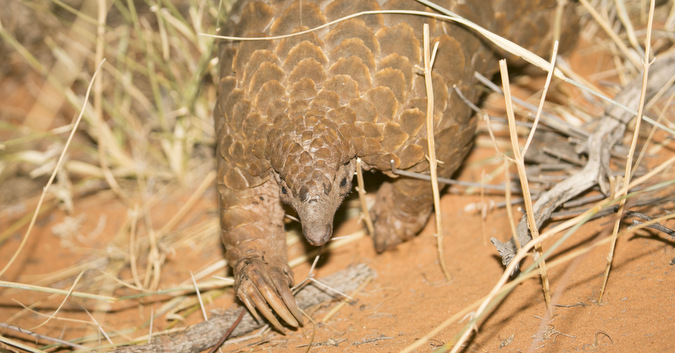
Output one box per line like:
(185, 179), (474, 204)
(1, 140), (673, 353)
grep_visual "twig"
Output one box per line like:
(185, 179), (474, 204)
(112, 263), (375, 353)
(492, 50), (675, 268)
(0, 323), (87, 350)
(550, 194), (674, 220)
(389, 160), (519, 191)
(421, 23), (451, 281)
(626, 211), (675, 236)
(352, 335), (394, 345)
(207, 309), (245, 353)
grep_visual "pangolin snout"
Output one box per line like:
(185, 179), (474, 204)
(302, 222), (333, 246)
(297, 199), (336, 246)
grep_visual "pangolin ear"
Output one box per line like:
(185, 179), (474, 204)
(299, 185), (309, 202)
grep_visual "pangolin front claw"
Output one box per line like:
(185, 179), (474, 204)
(235, 258), (303, 332)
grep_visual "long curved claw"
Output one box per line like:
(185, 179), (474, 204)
(234, 258), (303, 331)
(256, 276), (299, 328)
(238, 285), (263, 324)
(244, 283), (285, 332)
(276, 279), (303, 325)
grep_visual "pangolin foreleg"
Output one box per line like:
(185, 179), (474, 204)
(217, 179), (303, 330)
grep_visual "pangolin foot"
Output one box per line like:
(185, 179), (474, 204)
(234, 257), (303, 332)
(371, 182), (432, 253)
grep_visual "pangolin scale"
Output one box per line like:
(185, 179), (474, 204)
(214, 0), (577, 330)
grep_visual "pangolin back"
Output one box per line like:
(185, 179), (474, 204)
(215, 0), (575, 198)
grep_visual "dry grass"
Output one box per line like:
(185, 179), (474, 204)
(1, 0), (230, 349)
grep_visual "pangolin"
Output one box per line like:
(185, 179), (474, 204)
(214, 0), (577, 330)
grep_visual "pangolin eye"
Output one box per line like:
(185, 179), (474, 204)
(339, 177), (347, 188)
(281, 186), (287, 195)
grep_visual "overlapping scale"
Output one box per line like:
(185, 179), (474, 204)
(215, 0), (577, 192)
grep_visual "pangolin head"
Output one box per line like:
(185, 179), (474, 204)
(268, 112), (356, 246)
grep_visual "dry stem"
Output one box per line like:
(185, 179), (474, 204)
(598, 0), (656, 303)
(499, 58), (552, 311)
(355, 158), (374, 235)
(422, 23), (451, 281)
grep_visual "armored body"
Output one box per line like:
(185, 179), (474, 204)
(214, 0), (576, 329)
